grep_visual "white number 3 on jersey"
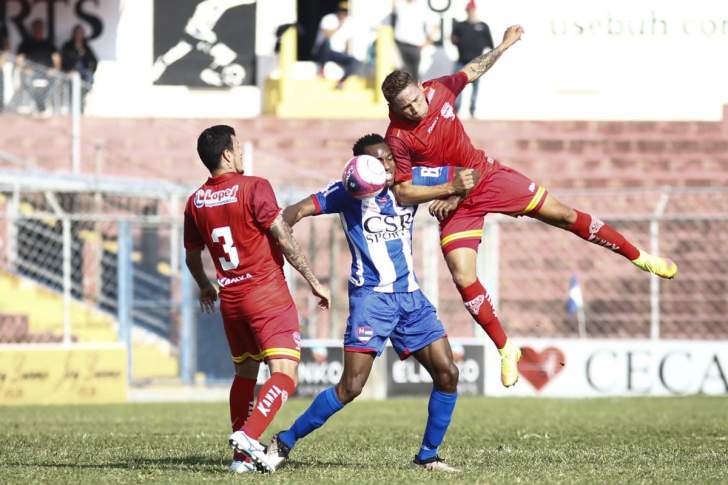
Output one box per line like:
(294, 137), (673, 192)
(211, 226), (239, 270)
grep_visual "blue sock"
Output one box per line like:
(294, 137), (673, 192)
(278, 386), (344, 450)
(416, 390), (458, 462)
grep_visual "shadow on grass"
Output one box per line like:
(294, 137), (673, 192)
(4, 455), (228, 470)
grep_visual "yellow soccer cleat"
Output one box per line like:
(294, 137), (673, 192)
(498, 339), (521, 388)
(631, 250), (678, 279)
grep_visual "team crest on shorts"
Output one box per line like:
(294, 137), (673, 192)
(292, 331), (302, 350)
(356, 326), (374, 343)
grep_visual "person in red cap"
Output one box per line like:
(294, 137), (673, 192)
(451, 0), (493, 117)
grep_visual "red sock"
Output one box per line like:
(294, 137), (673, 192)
(457, 280), (507, 349)
(230, 375), (256, 462)
(569, 210), (640, 260)
(242, 372), (296, 440)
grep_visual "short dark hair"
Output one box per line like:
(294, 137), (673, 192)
(352, 133), (385, 156)
(197, 125), (235, 172)
(381, 70), (415, 103)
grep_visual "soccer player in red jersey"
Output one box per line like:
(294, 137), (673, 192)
(382, 25), (678, 388)
(184, 125), (330, 473)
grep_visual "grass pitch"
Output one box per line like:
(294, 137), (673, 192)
(1, 396), (727, 484)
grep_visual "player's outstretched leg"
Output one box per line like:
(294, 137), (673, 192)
(532, 194), (678, 279)
(228, 362), (258, 473)
(230, 358), (297, 472)
(411, 338), (461, 472)
(444, 246), (521, 387)
(271, 351), (375, 470)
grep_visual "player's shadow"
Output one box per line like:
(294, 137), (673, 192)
(5, 455), (228, 470)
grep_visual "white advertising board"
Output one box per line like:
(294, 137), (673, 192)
(485, 339), (728, 397)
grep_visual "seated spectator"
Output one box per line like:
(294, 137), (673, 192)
(313, 1), (359, 89)
(16, 19), (61, 113)
(61, 24), (98, 111)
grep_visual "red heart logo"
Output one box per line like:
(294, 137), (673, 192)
(517, 346), (566, 391)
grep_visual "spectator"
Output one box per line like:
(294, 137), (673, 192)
(392, 0), (431, 82)
(313, 1), (359, 89)
(0, 22), (9, 112)
(451, 0), (493, 117)
(16, 19), (61, 113)
(61, 24), (98, 111)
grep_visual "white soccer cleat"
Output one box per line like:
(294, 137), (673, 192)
(266, 433), (291, 471)
(229, 460), (256, 473)
(412, 455), (461, 472)
(229, 430), (273, 473)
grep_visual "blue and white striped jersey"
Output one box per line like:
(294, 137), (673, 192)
(312, 166), (451, 293)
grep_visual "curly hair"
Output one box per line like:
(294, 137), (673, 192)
(352, 133), (385, 156)
(381, 70), (415, 103)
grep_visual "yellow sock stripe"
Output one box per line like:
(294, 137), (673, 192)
(523, 186), (546, 214)
(261, 347), (301, 359)
(231, 350), (266, 364)
(440, 229), (484, 247)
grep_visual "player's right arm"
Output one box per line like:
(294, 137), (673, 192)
(388, 136), (476, 205)
(183, 210), (217, 313)
(461, 24), (523, 83)
(268, 214), (331, 309)
(282, 196), (317, 228)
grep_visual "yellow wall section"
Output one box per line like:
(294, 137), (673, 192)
(0, 345), (127, 405)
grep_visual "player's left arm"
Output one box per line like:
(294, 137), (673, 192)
(461, 24), (523, 83)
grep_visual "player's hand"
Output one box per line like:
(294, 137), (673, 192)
(198, 282), (218, 313)
(429, 195), (462, 221)
(452, 168), (476, 194)
(502, 25), (524, 48)
(311, 284), (331, 310)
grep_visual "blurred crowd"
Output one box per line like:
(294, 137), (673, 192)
(310, 0), (494, 115)
(0, 18), (97, 115)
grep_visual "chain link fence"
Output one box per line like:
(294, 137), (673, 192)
(2, 174), (726, 385)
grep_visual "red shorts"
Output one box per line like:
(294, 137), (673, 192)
(440, 163), (548, 254)
(219, 280), (301, 364)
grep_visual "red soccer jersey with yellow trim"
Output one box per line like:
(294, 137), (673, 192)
(184, 173), (285, 293)
(386, 71), (497, 184)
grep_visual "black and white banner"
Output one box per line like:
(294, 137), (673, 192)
(386, 341), (485, 396)
(152, 0), (256, 87)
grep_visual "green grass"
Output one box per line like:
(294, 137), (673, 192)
(1, 396), (727, 484)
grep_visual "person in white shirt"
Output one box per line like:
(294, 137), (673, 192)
(392, 0), (431, 82)
(313, 1), (360, 89)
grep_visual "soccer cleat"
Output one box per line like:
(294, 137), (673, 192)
(412, 455), (461, 472)
(631, 250), (678, 279)
(229, 430), (273, 473)
(265, 433), (291, 471)
(499, 339), (521, 387)
(229, 460), (256, 473)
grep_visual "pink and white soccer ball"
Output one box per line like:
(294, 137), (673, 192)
(342, 155), (387, 199)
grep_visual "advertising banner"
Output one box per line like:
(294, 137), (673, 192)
(386, 340), (484, 397)
(485, 339), (728, 397)
(153, 0), (256, 87)
(0, 344), (127, 405)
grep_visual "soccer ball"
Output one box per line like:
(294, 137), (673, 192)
(342, 155), (387, 199)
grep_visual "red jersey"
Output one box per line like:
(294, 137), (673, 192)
(386, 71), (497, 184)
(184, 172), (285, 293)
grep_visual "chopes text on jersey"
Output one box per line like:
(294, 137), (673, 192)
(183, 172), (285, 292)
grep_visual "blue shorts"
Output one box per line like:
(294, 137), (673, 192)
(343, 287), (446, 359)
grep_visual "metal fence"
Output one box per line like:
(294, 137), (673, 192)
(1, 178), (726, 385)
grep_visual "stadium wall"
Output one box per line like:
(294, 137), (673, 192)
(1, 109), (726, 189)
